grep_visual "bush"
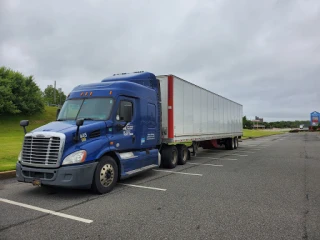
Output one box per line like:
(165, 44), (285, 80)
(0, 66), (44, 115)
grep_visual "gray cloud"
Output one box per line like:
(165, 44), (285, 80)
(1, 0), (320, 121)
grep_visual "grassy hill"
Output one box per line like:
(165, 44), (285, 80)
(0, 106), (58, 171)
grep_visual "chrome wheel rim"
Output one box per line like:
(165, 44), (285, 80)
(172, 150), (178, 165)
(183, 149), (188, 161)
(100, 164), (114, 187)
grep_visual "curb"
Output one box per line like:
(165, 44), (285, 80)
(0, 170), (16, 180)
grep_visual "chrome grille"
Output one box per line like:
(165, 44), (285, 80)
(21, 132), (65, 168)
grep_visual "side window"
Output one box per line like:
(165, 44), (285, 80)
(117, 101), (133, 122)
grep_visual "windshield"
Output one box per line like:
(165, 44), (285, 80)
(57, 98), (114, 121)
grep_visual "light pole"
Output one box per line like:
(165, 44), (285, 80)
(58, 88), (62, 107)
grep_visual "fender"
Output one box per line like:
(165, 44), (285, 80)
(96, 145), (125, 177)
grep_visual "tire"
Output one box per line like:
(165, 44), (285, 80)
(177, 145), (188, 165)
(225, 139), (230, 150)
(161, 145), (178, 169)
(92, 156), (118, 194)
(230, 138), (235, 150)
(234, 137), (238, 149)
(225, 138), (234, 150)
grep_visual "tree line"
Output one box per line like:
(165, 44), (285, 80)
(243, 116), (309, 129)
(0, 66), (67, 115)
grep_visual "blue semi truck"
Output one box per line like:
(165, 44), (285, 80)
(16, 71), (243, 194)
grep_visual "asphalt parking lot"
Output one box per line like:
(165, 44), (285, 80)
(1, 133), (320, 240)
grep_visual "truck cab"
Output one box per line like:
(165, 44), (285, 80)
(16, 72), (162, 194)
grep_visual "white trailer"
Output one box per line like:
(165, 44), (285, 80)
(157, 74), (243, 168)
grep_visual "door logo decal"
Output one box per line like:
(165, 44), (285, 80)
(147, 133), (155, 140)
(123, 124), (134, 136)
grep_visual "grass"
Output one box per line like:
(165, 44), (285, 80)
(242, 129), (286, 140)
(0, 106), (57, 172)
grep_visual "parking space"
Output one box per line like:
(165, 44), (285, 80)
(1, 133), (319, 239)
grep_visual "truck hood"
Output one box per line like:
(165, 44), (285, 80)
(31, 120), (106, 134)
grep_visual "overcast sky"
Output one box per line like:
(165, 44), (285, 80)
(1, 0), (319, 121)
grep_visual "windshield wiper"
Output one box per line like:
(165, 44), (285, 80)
(79, 118), (97, 121)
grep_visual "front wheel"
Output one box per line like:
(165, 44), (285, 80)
(92, 156), (118, 194)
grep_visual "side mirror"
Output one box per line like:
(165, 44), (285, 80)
(56, 109), (61, 120)
(123, 114), (131, 123)
(20, 120), (29, 127)
(20, 120), (29, 134)
(74, 119), (84, 142)
(76, 119), (84, 127)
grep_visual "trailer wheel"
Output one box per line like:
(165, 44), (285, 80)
(230, 138), (235, 150)
(161, 146), (178, 169)
(92, 156), (118, 194)
(225, 139), (230, 150)
(234, 137), (238, 149)
(225, 138), (234, 150)
(177, 145), (188, 165)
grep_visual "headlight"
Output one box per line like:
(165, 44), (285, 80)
(62, 150), (87, 165)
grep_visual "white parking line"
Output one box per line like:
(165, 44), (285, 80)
(238, 148), (261, 151)
(195, 157), (238, 161)
(153, 169), (202, 176)
(234, 151), (255, 153)
(227, 154), (248, 157)
(187, 163), (223, 167)
(0, 198), (93, 224)
(120, 183), (167, 191)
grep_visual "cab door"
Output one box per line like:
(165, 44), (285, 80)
(112, 97), (141, 171)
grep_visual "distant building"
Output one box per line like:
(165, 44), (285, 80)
(252, 118), (265, 129)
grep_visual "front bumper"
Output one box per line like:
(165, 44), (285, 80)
(16, 162), (98, 189)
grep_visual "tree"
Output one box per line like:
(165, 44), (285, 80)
(0, 66), (44, 115)
(242, 116), (253, 129)
(43, 85), (67, 106)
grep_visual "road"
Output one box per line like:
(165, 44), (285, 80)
(0, 133), (319, 240)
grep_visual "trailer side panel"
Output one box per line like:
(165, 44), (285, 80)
(158, 75), (243, 143)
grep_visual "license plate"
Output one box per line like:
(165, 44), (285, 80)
(32, 179), (41, 187)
